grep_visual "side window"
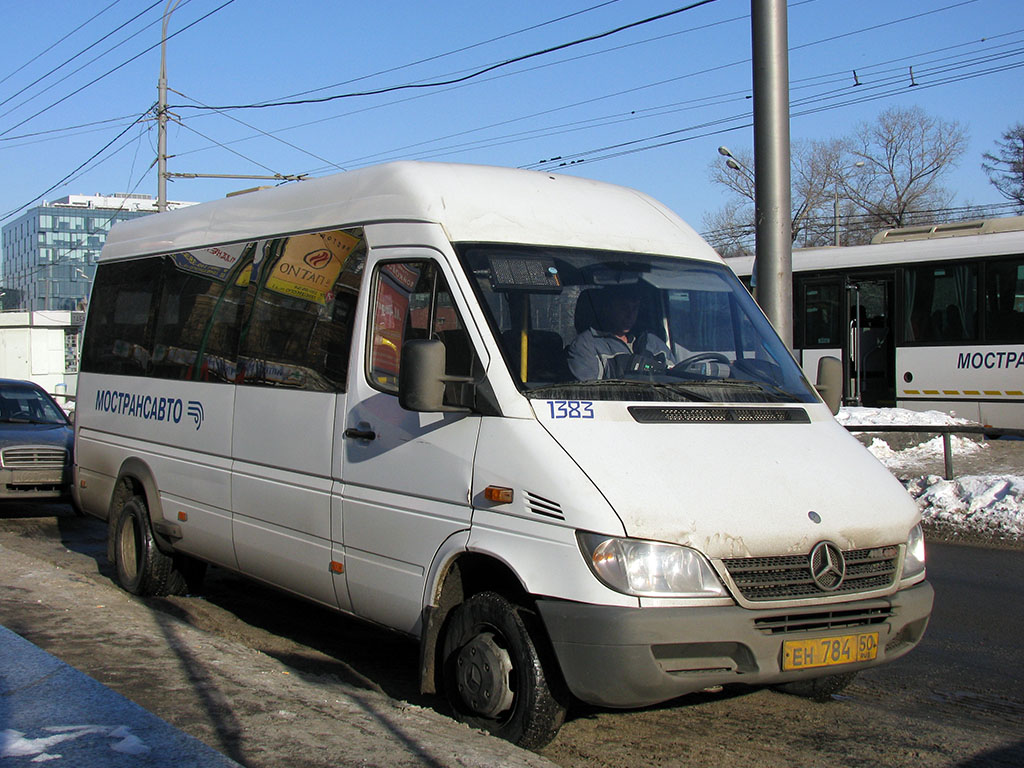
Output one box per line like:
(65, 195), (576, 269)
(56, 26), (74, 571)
(797, 279), (841, 348)
(80, 259), (159, 375)
(984, 257), (1024, 342)
(238, 228), (366, 392)
(151, 243), (252, 382)
(368, 260), (477, 394)
(902, 263), (978, 343)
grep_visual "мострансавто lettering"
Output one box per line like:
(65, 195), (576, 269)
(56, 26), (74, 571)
(95, 389), (184, 423)
(957, 351), (1024, 370)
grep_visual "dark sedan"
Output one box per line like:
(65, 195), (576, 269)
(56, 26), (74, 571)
(0, 379), (75, 505)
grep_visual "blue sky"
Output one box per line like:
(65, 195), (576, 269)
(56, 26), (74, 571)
(1, 0), (1021, 233)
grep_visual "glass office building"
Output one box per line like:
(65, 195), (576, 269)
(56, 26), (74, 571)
(1, 193), (194, 311)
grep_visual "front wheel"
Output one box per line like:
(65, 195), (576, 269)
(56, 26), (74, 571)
(113, 495), (185, 597)
(441, 591), (567, 749)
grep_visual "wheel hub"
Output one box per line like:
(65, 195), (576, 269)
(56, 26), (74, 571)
(454, 631), (514, 718)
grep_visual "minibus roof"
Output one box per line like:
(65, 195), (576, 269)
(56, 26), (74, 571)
(100, 161), (719, 263)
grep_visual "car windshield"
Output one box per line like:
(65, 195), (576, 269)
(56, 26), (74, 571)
(459, 244), (818, 404)
(0, 385), (69, 424)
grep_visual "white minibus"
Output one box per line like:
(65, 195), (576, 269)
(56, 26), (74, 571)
(74, 162), (932, 748)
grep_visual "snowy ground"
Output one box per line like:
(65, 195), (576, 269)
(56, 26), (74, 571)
(839, 407), (1024, 542)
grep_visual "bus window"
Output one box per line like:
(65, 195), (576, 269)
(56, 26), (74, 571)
(151, 244), (252, 383)
(368, 261), (477, 396)
(797, 280), (841, 347)
(902, 263), (978, 343)
(985, 257), (1024, 342)
(238, 229), (366, 391)
(81, 259), (160, 376)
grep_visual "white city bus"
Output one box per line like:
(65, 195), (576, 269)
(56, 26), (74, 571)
(73, 162), (932, 747)
(729, 217), (1024, 428)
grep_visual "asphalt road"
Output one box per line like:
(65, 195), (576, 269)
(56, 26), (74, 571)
(0, 502), (1021, 767)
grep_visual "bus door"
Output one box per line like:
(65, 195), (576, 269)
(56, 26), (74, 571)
(846, 274), (895, 406)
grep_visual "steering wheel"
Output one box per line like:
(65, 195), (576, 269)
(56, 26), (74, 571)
(671, 352), (731, 373)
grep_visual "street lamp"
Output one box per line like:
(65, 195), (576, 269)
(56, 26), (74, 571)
(718, 146), (755, 185)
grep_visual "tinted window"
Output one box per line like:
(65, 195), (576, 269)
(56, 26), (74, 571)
(238, 229), (365, 391)
(81, 259), (159, 375)
(902, 263), (978, 343)
(151, 244), (252, 382)
(798, 279), (842, 347)
(984, 257), (1024, 342)
(83, 227), (365, 391)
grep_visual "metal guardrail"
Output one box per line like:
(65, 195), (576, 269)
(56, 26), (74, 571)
(843, 424), (1024, 480)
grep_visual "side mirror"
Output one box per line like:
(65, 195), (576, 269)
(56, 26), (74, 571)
(815, 356), (842, 416)
(398, 339), (473, 413)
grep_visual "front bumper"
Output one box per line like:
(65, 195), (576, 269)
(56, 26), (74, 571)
(537, 579), (934, 708)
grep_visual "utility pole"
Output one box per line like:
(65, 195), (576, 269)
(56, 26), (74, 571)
(750, 0), (793, 348)
(154, 0), (306, 208)
(157, 0), (179, 213)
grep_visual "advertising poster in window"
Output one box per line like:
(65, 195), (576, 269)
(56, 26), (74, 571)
(265, 230), (361, 304)
(372, 279), (409, 382)
(170, 243), (248, 282)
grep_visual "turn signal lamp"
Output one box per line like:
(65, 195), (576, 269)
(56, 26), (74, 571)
(484, 486), (514, 504)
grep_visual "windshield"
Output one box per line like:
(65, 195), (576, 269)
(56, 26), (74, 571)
(0, 384), (69, 424)
(459, 244), (817, 404)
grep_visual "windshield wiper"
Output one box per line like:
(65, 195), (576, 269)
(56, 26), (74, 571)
(697, 378), (795, 402)
(529, 379), (711, 402)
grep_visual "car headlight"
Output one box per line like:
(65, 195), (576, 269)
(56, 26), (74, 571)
(577, 532), (727, 597)
(903, 523), (926, 579)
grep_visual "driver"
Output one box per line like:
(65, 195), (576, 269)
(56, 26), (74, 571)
(567, 285), (675, 381)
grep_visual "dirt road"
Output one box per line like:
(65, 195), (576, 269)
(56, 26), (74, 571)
(2, 503), (1022, 767)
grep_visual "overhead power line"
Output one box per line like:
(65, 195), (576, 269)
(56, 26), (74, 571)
(169, 0), (721, 112)
(0, 0), (165, 114)
(0, 0), (237, 138)
(0, 106), (154, 224)
(0, 0), (124, 90)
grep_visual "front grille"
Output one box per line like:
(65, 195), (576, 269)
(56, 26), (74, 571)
(1, 446), (68, 469)
(723, 545), (900, 602)
(628, 406), (809, 424)
(754, 605), (894, 635)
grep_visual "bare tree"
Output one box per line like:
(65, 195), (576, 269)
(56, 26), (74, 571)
(982, 122), (1024, 212)
(843, 105), (967, 230)
(701, 199), (754, 258)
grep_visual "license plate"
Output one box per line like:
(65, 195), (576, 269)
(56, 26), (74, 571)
(782, 631), (879, 671)
(11, 470), (63, 484)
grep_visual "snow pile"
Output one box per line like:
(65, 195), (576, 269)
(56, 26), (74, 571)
(836, 406), (973, 428)
(838, 407), (1024, 542)
(904, 475), (1024, 540)
(865, 434), (988, 472)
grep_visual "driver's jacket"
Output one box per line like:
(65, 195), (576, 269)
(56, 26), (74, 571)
(566, 328), (675, 381)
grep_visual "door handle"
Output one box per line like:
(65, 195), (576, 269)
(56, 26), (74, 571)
(344, 427), (376, 441)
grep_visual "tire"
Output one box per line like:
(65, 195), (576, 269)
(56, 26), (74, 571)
(774, 671), (858, 702)
(113, 495), (186, 597)
(441, 591), (567, 749)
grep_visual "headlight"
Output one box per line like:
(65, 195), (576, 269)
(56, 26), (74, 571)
(577, 532), (727, 597)
(903, 523), (926, 579)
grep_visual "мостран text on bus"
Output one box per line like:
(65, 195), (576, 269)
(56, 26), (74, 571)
(957, 351), (1024, 369)
(94, 389), (204, 429)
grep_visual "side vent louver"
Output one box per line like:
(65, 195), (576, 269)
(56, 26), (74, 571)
(525, 491), (565, 520)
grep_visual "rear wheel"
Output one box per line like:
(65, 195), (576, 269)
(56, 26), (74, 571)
(441, 591), (567, 749)
(113, 495), (186, 597)
(774, 671), (858, 701)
